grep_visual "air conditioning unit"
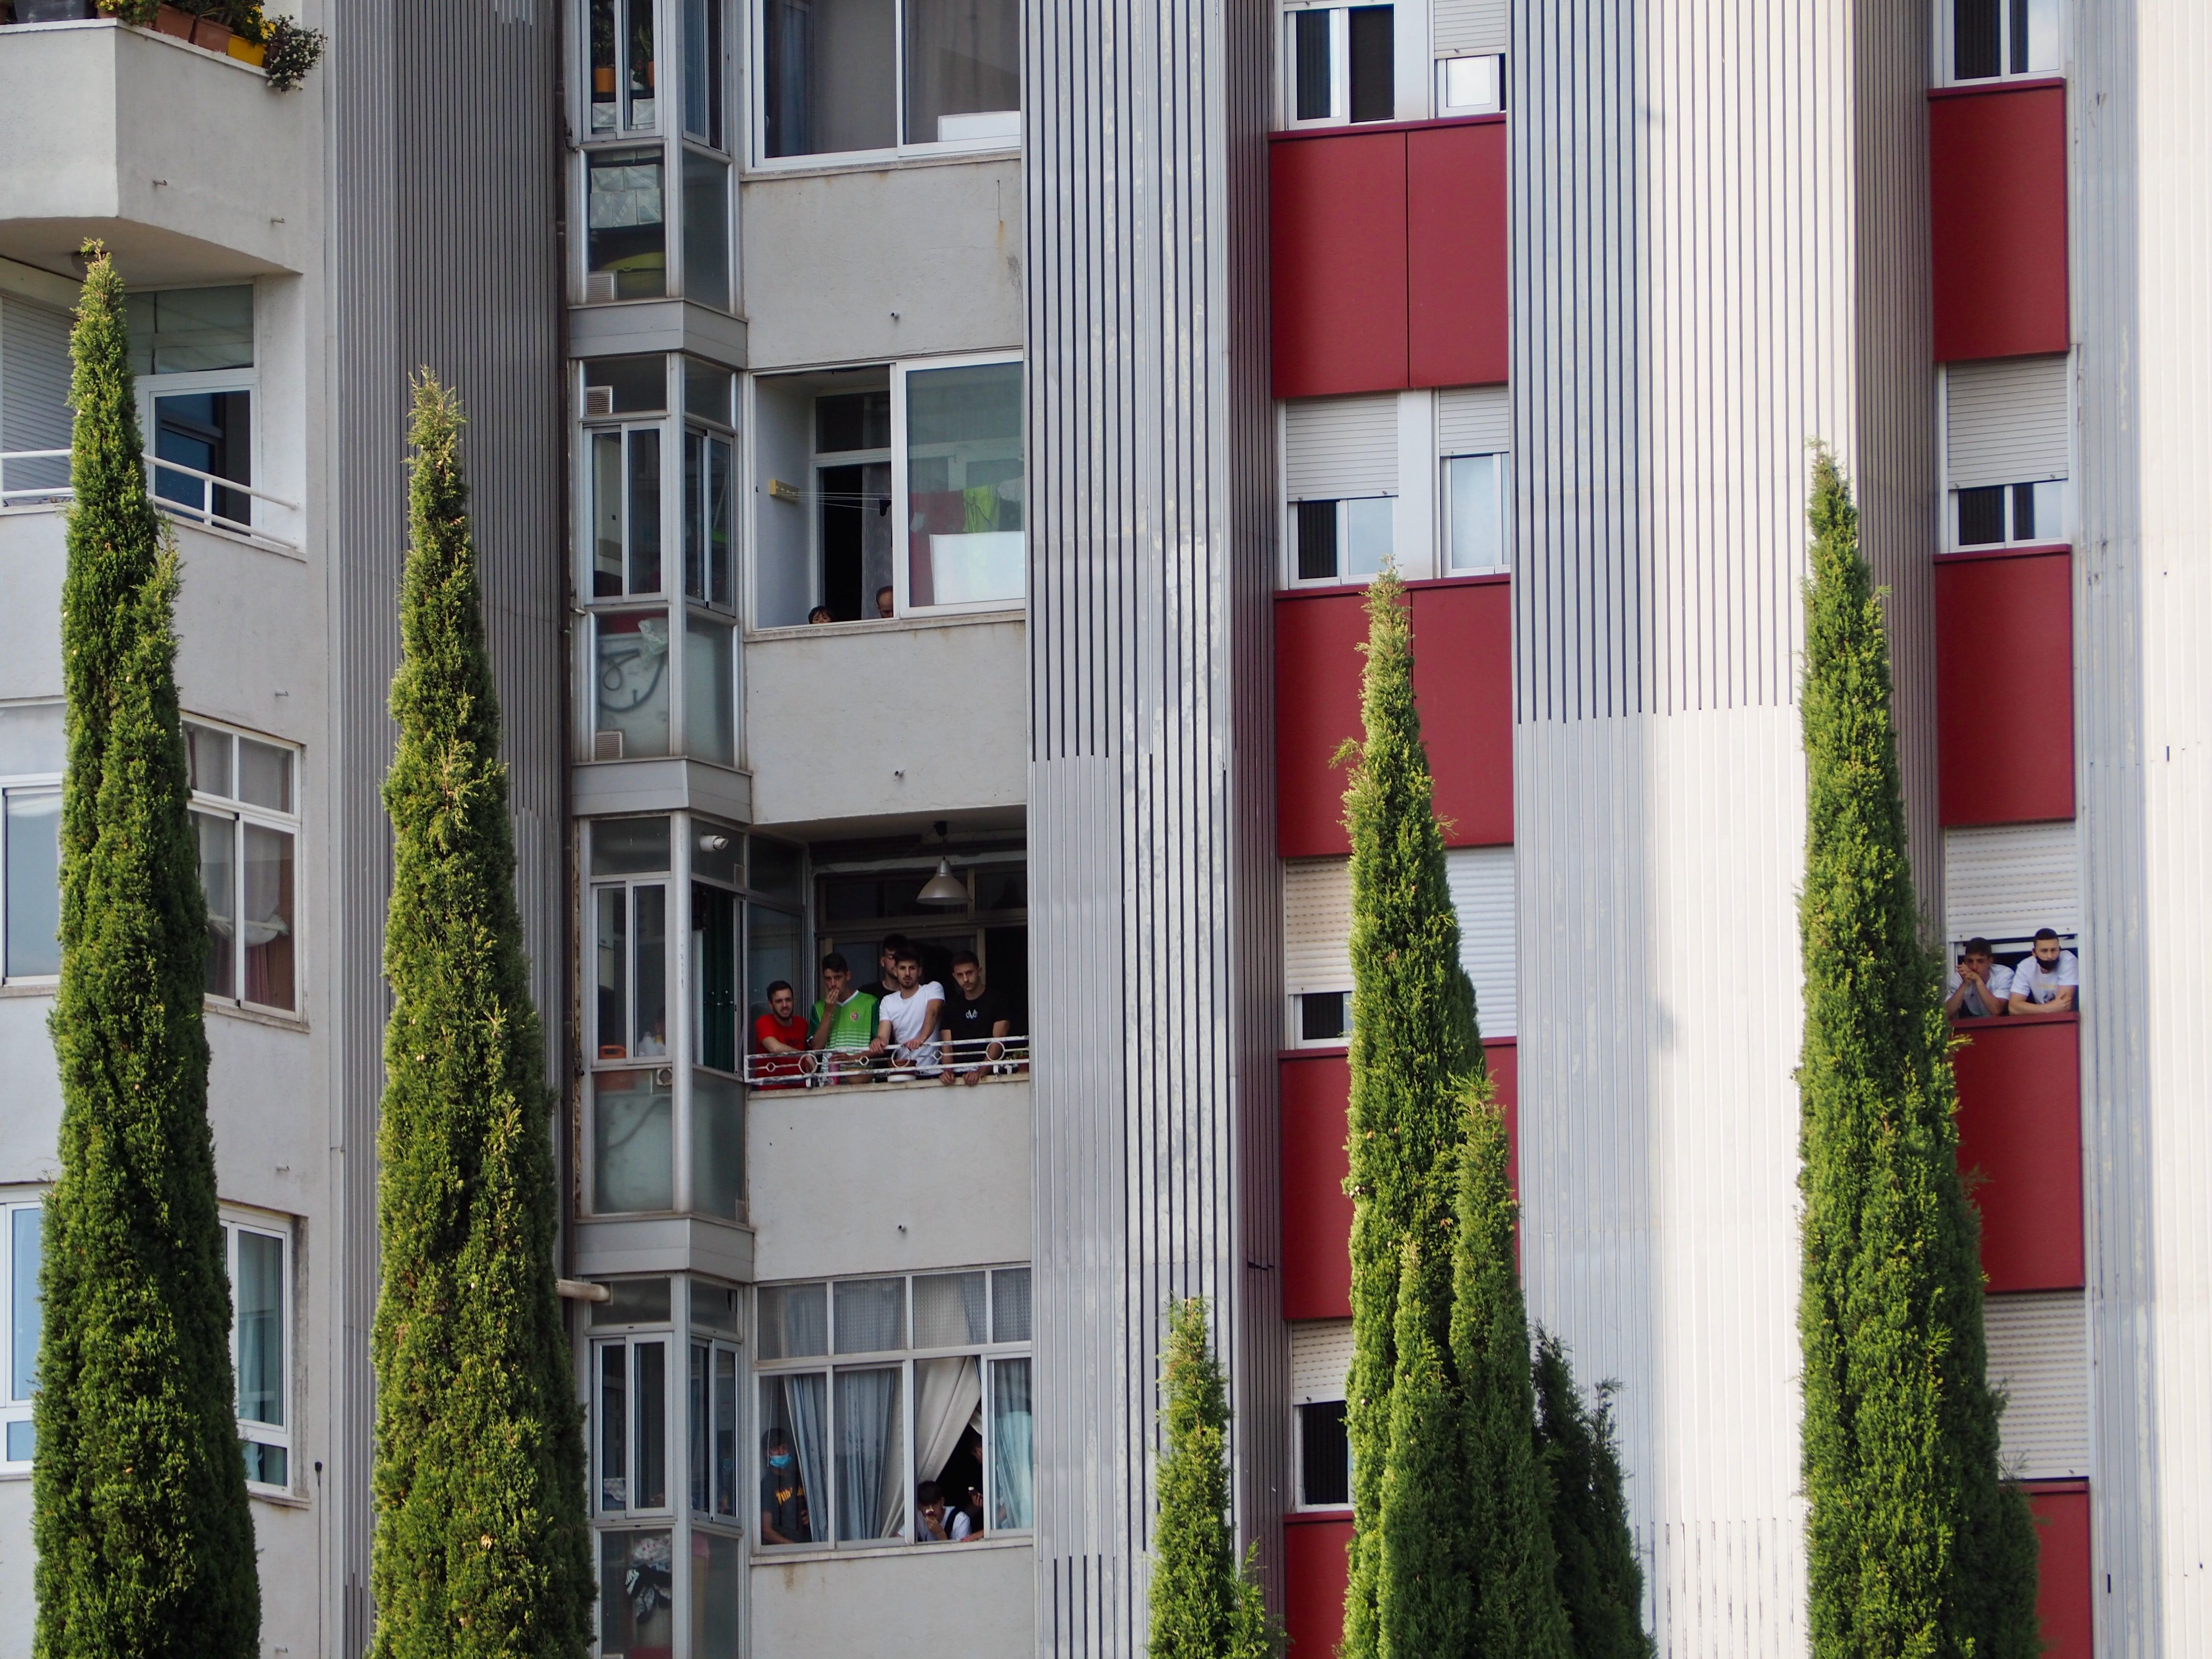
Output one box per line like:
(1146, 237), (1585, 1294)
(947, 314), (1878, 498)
(593, 731), (624, 762)
(584, 385), (615, 417)
(585, 271), (617, 303)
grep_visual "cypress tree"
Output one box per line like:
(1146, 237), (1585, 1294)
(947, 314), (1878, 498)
(370, 376), (593, 1658)
(1148, 1298), (1275, 1659)
(1532, 1334), (1653, 1659)
(32, 246), (262, 1659)
(1796, 448), (2040, 1658)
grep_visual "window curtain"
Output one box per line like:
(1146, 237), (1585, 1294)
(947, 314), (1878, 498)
(834, 1368), (904, 1539)
(782, 1372), (828, 1545)
(991, 1357), (1033, 1529)
(914, 1356), (981, 1487)
(763, 0), (814, 156)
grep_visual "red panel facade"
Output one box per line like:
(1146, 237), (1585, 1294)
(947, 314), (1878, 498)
(1953, 1017), (2083, 1293)
(2028, 1483), (2093, 1659)
(1407, 119), (1509, 387)
(1284, 1515), (1353, 1657)
(1929, 82), (2070, 362)
(1275, 578), (1513, 857)
(1935, 549), (2074, 826)
(1270, 131), (1408, 398)
(1279, 1040), (1517, 1321)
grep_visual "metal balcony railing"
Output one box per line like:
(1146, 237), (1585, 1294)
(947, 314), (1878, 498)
(0, 449), (300, 553)
(741, 1033), (1032, 1088)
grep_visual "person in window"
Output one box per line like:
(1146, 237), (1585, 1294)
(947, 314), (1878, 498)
(759, 1429), (811, 1545)
(808, 604), (835, 625)
(752, 981), (813, 1084)
(1944, 938), (2013, 1021)
(940, 950), (1013, 1085)
(916, 1479), (952, 1542)
(858, 934), (911, 1002)
(2008, 927), (2079, 1017)
(809, 952), (878, 1082)
(869, 948), (944, 1077)
(952, 1483), (984, 1541)
(875, 584), (896, 619)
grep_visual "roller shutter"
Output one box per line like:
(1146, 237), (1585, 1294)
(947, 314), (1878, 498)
(1986, 1291), (2088, 1479)
(1284, 857), (1354, 994)
(0, 295), (73, 495)
(1431, 0), (1507, 56)
(1446, 845), (1515, 1037)
(1436, 385), (1509, 456)
(1291, 1320), (1354, 1405)
(1286, 394), (1399, 499)
(1945, 821), (2079, 944)
(1947, 354), (2069, 488)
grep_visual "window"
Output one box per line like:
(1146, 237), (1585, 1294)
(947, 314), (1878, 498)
(904, 360), (1023, 609)
(4, 1198), (40, 1467)
(1298, 990), (1351, 1044)
(587, 150), (669, 302)
(1443, 452), (1506, 573)
(753, 1266), (1034, 1549)
(1297, 1399), (1351, 1507)
(223, 1214), (291, 1491)
(187, 721), (298, 1014)
(1950, 0), (2059, 81)
(759, 0), (1019, 161)
(1955, 479), (2067, 549)
(1435, 51), (1503, 115)
(129, 286), (256, 536)
(1, 701), (63, 984)
(1283, 4), (1394, 127)
(590, 0), (661, 133)
(1290, 495), (1394, 583)
(813, 849), (1027, 1029)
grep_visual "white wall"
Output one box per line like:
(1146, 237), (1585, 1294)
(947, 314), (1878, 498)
(750, 1535), (1034, 1658)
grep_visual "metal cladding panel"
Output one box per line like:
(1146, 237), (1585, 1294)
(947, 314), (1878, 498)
(1407, 119), (1509, 389)
(1268, 130), (1409, 399)
(1946, 354), (2072, 487)
(1273, 590), (1365, 857)
(2028, 1482), (2095, 1659)
(1953, 1018), (2084, 1293)
(1943, 819), (2081, 943)
(1986, 1292), (2090, 1480)
(1282, 1515), (1355, 1657)
(329, 0), (565, 1637)
(1436, 384), (1511, 455)
(1284, 394), (1400, 498)
(1026, 0), (1283, 1636)
(1928, 83), (2071, 364)
(1934, 549), (2075, 825)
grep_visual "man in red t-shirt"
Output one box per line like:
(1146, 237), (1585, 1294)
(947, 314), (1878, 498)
(752, 981), (812, 1086)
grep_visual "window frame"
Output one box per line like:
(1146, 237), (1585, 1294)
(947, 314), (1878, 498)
(221, 1208), (293, 1496)
(186, 718), (302, 1019)
(1440, 449), (1509, 575)
(1284, 493), (1398, 588)
(1292, 1397), (1353, 1510)
(137, 363), (261, 540)
(1433, 50), (1504, 116)
(3, 1193), (42, 1472)
(0, 715), (63, 986)
(1278, 1), (1396, 130)
(1937, 0), (2063, 86)
(1936, 361), (2074, 555)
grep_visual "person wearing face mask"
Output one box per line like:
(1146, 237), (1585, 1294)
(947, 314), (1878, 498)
(760, 1429), (811, 1546)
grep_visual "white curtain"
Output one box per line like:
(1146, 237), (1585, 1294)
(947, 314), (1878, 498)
(991, 1357), (1033, 1529)
(834, 1368), (903, 1540)
(914, 1357), (982, 1488)
(783, 1373), (828, 1545)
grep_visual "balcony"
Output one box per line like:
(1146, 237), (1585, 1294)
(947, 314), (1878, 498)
(0, 19), (308, 284)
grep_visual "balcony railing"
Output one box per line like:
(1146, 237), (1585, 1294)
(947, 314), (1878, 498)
(741, 1033), (1032, 1089)
(0, 449), (298, 553)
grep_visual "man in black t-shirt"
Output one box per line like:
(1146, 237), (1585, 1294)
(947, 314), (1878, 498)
(940, 950), (1013, 1086)
(759, 1429), (810, 1546)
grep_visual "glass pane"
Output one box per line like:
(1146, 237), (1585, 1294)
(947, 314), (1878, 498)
(595, 610), (673, 759)
(589, 0), (619, 132)
(746, 904), (804, 1031)
(625, 0), (658, 126)
(235, 1230), (283, 1428)
(686, 431), (735, 608)
(692, 1528), (741, 1656)
(595, 886), (629, 1059)
(587, 152), (667, 301)
(4, 791), (61, 979)
(1446, 454), (1503, 572)
(1293, 9), (1330, 120)
(594, 1070), (675, 1213)
(1347, 5), (1394, 122)
(690, 1068), (745, 1219)
(587, 354), (668, 416)
(748, 839), (805, 905)
(241, 1440), (288, 1486)
(1955, 0), (2000, 78)
(194, 810), (236, 998)
(691, 1343), (712, 1512)
(713, 1346), (740, 1515)
(0, 703), (63, 777)
(692, 1280), (743, 1335)
(6, 1419), (32, 1462)
(126, 285), (253, 375)
(905, 361), (1023, 608)
(634, 884), (669, 1058)
(598, 1342), (629, 1510)
(991, 1267), (1031, 1343)
(593, 816), (673, 877)
(12, 1205), (41, 1402)
(591, 430), (625, 599)
(834, 1277), (905, 1354)
(2024, 0), (2059, 72)
(989, 1356), (1033, 1529)
(1344, 496), (1393, 577)
(152, 390), (252, 527)
(693, 881), (740, 1071)
(599, 1530), (674, 1651)
(236, 739), (291, 812)
(834, 1366), (905, 1540)
(684, 0), (726, 144)
(626, 429), (662, 593)
(758, 1372), (824, 1543)
(817, 387), (892, 453)
(684, 614), (735, 766)
(634, 1340), (668, 1508)
(757, 1283), (828, 1359)
(184, 721), (232, 797)
(241, 824), (294, 1010)
(708, 434), (734, 609)
(683, 150), (732, 312)
(1299, 1400), (1351, 1506)
(913, 1272), (987, 1347)
(592, 1278), (674, 1324)
(2029, 479), (2066, 543)
(763, 0), (897, 158)
(1295, 499), (1338, 581)
(903, 0), (1020, 144)
(685, 359), (734, 425)
(1957, 485), (2006, 547)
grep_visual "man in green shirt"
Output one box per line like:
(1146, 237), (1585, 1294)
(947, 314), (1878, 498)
(810, 952), (878, 1082)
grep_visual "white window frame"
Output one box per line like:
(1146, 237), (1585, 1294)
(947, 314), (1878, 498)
(752, 1265), (1035, 1553)
(3, 1193), (42, 1473)
(1439, 450), (1509, 575)
(221, 1208), (293, 1496)
(1937, 0), (2063, 86)
(138, 364), (261, 539)
(1936, 362), (2075, 555)
(1, 728), (63, 987)
(1284, 494), (1399, 588)
(1292, 1397), (1353, 1510)
(1433, 51), (1503, 116)
(1279, 1), (1396, 129)
(889, 352), (1025, 618)
(687, 1333), (747, 1527)
(186, 719), (302, 1018)
(746, 0), (1022, 172)
(592, 1328), (682, 1519)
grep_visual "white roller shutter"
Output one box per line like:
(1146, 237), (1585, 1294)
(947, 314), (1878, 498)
(1285, 857), (1354, 993)
(1436, 385), (1510, 456)
(1947, 355), (2069, 488)
(1431, 0), (1507, 55)
(1446, 845), (1516, 1038)
(1945, 822), (2079, 944)
(1291, 1320), (1355, 1404)
(1986, 1291), (2088, 1479)
(1, 295), (73, 494)
(1286, 395), (1399, 499)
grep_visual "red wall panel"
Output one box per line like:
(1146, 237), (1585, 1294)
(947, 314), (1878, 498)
(1271, 131), (1409, 398)
(1280, 1041), (1517, 1321)
(1935, 549), (2074, 825)
(1953, 1017), (2083, 1292)
(1284, 1514), (1353, 1656)
(2028, 1483), (2093, 1659)
(1275, 579), (1513, 857)
(1929, 83), (2070, 362)
(1407, 119), (1509, 388)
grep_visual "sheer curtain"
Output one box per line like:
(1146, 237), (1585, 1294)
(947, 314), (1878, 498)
(991, 1357), (1033, 1529)
(782, 1373), (828, 1544)
(835, 1367), (904, 1539)
(914, 1357), (981, 1489)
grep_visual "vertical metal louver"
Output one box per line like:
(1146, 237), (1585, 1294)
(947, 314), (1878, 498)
(1946, 354), (2071, 488)
(1285, 394), (1400, 499)
(1944, 821), (2080, 943)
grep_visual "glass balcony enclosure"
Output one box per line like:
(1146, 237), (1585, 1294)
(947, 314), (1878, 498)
(757, 0), (1020, 163)
(579, 354), (739, 766)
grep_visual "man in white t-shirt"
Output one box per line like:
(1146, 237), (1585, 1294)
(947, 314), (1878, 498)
(869, 947), (945, 1077)
(1944, 938), (2014, 1020)
(2007, 927), (2079, 1017)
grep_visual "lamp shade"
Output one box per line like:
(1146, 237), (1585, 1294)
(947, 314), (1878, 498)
(918, 858), (968, 905)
